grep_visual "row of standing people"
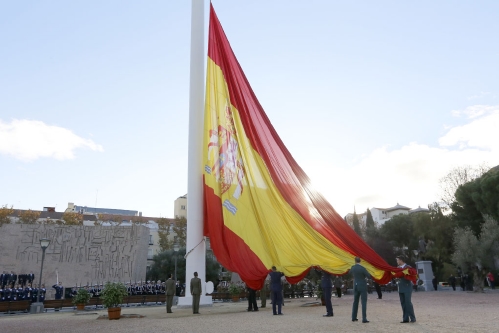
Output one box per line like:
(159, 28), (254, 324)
(0, 283), (46, 302)
(66, 280), (185, 299)
(0, 272), (36, 289)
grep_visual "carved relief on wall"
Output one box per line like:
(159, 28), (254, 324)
(0, 224), (148, 283)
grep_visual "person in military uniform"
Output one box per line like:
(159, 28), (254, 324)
(32, 284), (38, 302)
(5, 284), (13, 301)
(190, 272), (202, 314)
(350, 257), (371, 323)
(39, 284), (47, 301)
(260, 278), (267, 308)
(24, 283), (33, 301)
(52, 282), (64, 300)
(165, 274), (175, 313)
(333, 275), (343, 298)
(393, 255), (416, 323)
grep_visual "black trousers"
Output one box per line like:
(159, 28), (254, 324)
(247, 288), (258, 311)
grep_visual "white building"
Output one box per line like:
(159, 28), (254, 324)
(174, 194), (187, 219)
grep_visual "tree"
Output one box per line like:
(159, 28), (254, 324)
(365, 209), (375, 229)
(412, 203), (455, 277)
(451, 216), (499, 292)
(147, 248), (186, 282)
(146, 247), (221, 287)
(452, 165), (499, 236)
(364, 226), (397, 266)
(439, 164), (489, 209)
(352, 210), (362, 237)
(18, 210), (41, 224)
(172, 217), (187, 248)
(157, 217), (173, 251)
(380, 214), (417, 256)
(0, 205), (14, 226)
(62, 212), (83, 225)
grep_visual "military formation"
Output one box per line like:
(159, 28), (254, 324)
(1, 270), (185, 304)
(0, 271), (46, 302)
(66, 280), (185, 298)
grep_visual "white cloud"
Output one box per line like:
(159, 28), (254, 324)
(442, 106), (499, 151)
(451, 104), (497, 119)
(306, 105), (499, 217)
(0, 119), (104, 162)
(467, 91), (490, 100)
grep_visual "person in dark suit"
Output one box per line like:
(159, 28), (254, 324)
(269, 266), (284, 315)
(190, 272), (202, 314)
(247, 287), (258, 312)
(448, 274), (457, 291)
(432, 276), (438, 291)
(27, 272), (35, 286)
(373, 281), (382, 299)
(165, 274), (175, 313)
(321, 270), (333, 317)
(175, 280), (182, 297)
(393, 255), (416, 323)
(350, 257), (371, 323)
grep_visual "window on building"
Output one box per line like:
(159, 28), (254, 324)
(149, 234), (153, 245)
(181, 205), (186, 210)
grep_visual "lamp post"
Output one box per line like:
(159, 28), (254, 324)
(30, 238), (51, 313)
(173, 238), (180, 283)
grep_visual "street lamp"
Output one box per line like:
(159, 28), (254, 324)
(173, 238), (180, 283)
(31, 237), (51, 313)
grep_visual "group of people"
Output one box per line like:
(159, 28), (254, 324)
(0, 283), (47, 302)
(63, 279), (185, 300)
(1, 271), (36, 288)
(266, 255), (416, 324)
(0, 271), (47, 302)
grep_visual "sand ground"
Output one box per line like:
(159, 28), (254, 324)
(1, 290), (498, 333)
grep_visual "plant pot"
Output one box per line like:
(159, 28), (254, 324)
(231, 296), (239, 302)
(107, 307), (121, 320)
(76, 303), (85, 311)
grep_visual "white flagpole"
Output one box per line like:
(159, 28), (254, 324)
(177, 0), (211, 308)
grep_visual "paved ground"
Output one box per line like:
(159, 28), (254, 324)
(1, 290), (498, 333)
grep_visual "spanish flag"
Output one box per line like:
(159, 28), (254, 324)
(203, 4), (398, 289)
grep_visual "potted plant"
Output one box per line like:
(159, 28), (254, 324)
(100, 282), (128, 320)
(228, 283), (244, 302)
(72, 288), (91, 311)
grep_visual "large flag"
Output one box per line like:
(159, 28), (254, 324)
(203, 4), (411, 289)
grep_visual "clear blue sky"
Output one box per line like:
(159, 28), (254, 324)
(1, 0), (498, 218)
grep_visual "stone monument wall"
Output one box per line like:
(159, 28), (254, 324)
(0, 224), (148, 292)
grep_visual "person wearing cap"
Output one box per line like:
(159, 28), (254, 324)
(394, 255), (416, 323)
(350, 257), (370, 323)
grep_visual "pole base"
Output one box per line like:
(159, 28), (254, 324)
(30, 302), (45, 314)
(176, 295), (213, 309)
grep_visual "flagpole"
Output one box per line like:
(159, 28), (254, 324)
(177, 0), (211, 308)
